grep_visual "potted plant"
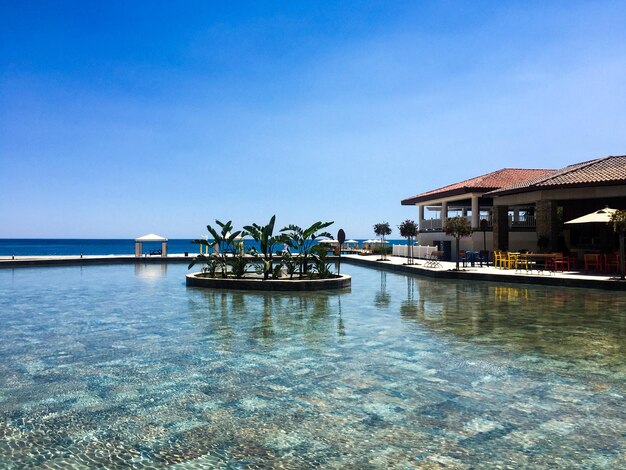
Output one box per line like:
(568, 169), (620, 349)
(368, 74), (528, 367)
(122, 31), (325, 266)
(373, 222), (392, 261)
(398, 219), (418, 265)
(445, 216), (472, 270)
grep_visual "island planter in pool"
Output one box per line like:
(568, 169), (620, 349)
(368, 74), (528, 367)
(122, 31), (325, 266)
(186, 272), (351, 291)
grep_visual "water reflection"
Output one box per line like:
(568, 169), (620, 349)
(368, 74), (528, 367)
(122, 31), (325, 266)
(374, 271), (391, 308)
(134, 263), (168, 279)
(187, 289), (348, 347)
(399, 276), (626, 374)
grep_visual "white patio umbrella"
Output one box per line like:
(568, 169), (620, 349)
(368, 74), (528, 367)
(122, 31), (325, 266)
(565, 207), (624, 280)
(564, 207), (617, 224)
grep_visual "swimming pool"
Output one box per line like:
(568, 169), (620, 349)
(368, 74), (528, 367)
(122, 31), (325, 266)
(1, 263), (625, 468)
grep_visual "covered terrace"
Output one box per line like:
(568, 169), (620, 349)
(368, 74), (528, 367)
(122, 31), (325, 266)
(488, 155), (626, 256)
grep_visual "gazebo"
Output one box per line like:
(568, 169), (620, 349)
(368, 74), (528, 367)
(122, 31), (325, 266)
(135, 234), (168, 257)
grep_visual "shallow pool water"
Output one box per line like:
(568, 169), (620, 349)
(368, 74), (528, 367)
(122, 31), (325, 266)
(0, 263), (625, 468)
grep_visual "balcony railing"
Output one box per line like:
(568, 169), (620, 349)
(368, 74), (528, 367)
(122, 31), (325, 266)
(418, 214), (535, 231)
(509, 215), (535, 228)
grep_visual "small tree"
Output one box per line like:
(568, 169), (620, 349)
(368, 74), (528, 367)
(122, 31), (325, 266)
(373, 222), (392, 261)
(398, 219), (418, 265)
(610, 209), (626, 280)
(445, 216), (472, 270)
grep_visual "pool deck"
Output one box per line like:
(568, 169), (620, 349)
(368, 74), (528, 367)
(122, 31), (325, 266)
(342, 254), (626, 291)
(1, 253), (625, 290)
(0, 254), (193, 268)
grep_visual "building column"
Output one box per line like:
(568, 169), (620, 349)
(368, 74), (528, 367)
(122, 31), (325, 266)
(513, 208), (520, 223)
(492, 205), (509, 251)
(471, 196), (479, 229)
(418, 204), (425, 230)
(441, 201), (448, 230)
(536, 199), (559, 251)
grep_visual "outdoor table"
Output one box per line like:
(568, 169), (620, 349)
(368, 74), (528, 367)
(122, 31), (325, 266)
(523, 253), (557, 272)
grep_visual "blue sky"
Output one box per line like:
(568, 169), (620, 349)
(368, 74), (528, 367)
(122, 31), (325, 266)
(2, 1), (626, 238)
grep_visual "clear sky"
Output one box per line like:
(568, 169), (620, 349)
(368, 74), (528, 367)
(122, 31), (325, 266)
(2, 1), (626, 239)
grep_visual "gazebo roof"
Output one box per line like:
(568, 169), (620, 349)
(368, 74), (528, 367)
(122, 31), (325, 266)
(135, 233), (168, 242)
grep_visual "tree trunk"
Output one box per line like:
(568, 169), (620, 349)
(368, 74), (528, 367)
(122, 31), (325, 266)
(455, 237), (460, 270)
(406, 237), (411, 264)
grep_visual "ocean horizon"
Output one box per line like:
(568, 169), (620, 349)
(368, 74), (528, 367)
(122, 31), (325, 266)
(0, 238), (409, 257)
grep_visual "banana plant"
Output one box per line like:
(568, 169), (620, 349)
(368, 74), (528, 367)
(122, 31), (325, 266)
(244, 215), (285, 280)
(310, 245), (333, 278)
(188, 238), (216, 274)
(281, 220), (333, 278)
(281, 251), (298, 279)
(190, 220), (242, 278)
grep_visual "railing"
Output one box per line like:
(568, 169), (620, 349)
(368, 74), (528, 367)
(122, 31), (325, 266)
(419, 216), (492, 232)
(418, 214), (534, 231)
(419, 219), (443, 231)
(392, 245), (437, 259)
(509, 215), (535, 228)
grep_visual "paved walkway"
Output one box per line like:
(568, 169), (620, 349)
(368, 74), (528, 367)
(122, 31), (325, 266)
(342, 254), (626, 291)
(0, 254), (192, 267)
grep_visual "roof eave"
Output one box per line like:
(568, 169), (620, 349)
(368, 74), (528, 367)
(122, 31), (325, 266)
(401, 187), (497, 205)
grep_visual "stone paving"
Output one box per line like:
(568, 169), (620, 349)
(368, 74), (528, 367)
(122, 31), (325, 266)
(343, 253), (626, 290)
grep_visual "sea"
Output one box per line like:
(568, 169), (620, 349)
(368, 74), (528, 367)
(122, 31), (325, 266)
(0, 239), (408, 257)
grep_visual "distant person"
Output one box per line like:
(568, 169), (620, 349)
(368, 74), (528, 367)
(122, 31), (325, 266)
(283, 243), (291, 254)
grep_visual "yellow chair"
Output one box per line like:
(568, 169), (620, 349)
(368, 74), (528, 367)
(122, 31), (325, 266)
(515, 253), (532, 273)
(507, 252), (520, 270)
(494, 250), (504, 269)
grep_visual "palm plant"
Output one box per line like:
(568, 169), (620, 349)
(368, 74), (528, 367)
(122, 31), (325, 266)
(398, 219), (418, 264)
(190, 220), (242, 277)
(373, 222), (392, 261)
(445, 216), (472, 270)
(281, 221), (334, 278)
(281, 251), (299, 279)
(310, 245), (333, 279)
(228, 241), (249, 278)
(244, 215), (285, 280)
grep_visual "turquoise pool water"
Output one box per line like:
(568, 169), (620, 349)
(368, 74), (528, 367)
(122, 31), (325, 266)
(0, 263), (625, 468)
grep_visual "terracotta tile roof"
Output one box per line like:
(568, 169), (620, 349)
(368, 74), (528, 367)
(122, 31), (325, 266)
(401, 168), (553, 205)
(489, 155), (626, 196)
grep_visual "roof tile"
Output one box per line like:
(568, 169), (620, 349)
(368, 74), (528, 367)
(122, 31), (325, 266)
(489, 155), (626, 195)
(401, 168), (553, 205)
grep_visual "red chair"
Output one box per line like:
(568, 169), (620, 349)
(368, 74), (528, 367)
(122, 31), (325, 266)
(568, 255), (577, 270)
(552, 253), (570, 272)
(584, 254), (602, 273)
(604, 253), (619, 274)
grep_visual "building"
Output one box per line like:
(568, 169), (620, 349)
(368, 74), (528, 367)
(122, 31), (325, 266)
(401, 168), (553, 259)
(401, 155), (626, 260)
(487, 155), (626, 255)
